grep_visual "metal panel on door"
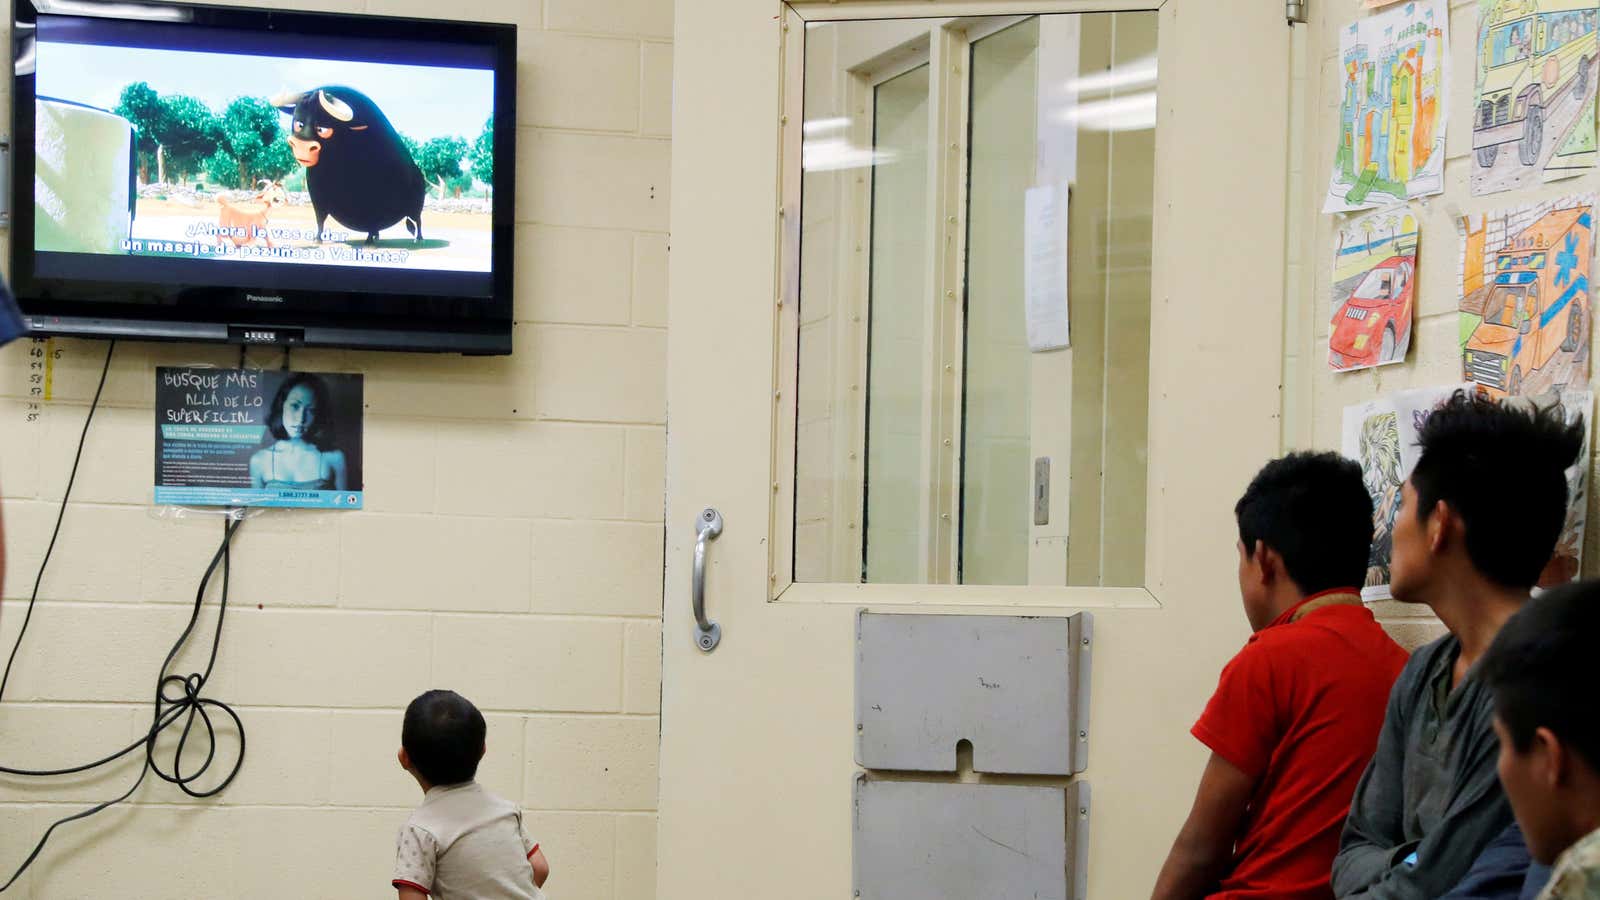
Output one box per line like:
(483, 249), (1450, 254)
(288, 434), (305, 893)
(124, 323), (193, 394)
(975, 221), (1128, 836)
(855, 611), (1093, 774)
(853, 777), (1091, 900)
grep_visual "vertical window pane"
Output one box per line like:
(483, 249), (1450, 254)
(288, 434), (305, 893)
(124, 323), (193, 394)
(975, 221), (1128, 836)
(863, 65), (932, 584)
(955, 14), (1155, 587)
(1064, 13), (1155, 588)
(962, 19), (1039, 586)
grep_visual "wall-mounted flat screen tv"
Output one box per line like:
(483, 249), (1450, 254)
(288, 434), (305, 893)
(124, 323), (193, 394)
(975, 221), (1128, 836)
(12, 0), (516, 354)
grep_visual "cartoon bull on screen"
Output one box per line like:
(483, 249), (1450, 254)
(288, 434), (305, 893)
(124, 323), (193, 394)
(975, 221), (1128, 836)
(271, 86), (425, 246)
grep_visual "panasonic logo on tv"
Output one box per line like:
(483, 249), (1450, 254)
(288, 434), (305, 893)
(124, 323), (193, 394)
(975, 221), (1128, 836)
(245, 293), (285, 304)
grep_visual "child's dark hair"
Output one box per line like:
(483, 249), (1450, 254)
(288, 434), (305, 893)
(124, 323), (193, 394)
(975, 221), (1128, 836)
(1481, 580), (1600, 772)
(1410, 391), (1584, 589)
(1234, 452), (1373, 595)
(402, 690), (486, 786)
(267, 372), (334, 444)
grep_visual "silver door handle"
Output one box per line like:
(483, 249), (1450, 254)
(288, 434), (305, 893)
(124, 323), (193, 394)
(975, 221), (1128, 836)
(692, 507), (723, 652)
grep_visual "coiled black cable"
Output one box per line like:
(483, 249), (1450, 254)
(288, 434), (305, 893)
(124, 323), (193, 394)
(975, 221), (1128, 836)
(0, 344), (248, 892)
(0, 516), (247, 891)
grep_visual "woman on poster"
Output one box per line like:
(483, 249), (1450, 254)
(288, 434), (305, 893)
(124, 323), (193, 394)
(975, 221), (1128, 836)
(250, 373), (348, 492)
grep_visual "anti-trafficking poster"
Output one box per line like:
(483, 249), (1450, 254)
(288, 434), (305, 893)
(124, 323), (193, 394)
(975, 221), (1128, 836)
(154, 367), (364, 509)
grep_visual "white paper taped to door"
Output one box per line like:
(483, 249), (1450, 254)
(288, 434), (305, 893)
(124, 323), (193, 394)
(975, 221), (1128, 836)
(1024, 182), (1070, 352)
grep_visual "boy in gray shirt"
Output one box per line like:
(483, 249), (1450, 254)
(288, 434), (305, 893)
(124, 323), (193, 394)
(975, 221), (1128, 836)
(393, 690), (551, 899)
(1333, 393), (1583, 899)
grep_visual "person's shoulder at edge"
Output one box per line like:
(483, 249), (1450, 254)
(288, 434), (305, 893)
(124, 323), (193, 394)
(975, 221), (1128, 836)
(1370, 631), (1459, 716)
(1405, 630), (1458, 673)
(481, 783), (519, 811)
(1545, 828), (1600, 898)
(1248, 600), (1414, 655)
(459, 781), (526, 824)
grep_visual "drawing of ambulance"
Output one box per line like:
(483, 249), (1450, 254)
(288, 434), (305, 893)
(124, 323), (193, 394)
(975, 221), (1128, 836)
(1463, 207), (1591, 398)
(1474, 0), (1598, 168)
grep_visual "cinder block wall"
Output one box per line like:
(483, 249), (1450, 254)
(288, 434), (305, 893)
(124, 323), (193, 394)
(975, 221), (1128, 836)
(0, 1), (672, 897)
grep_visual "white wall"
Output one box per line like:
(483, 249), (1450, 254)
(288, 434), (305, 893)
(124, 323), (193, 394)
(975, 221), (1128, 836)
(0, 1), (672, 897)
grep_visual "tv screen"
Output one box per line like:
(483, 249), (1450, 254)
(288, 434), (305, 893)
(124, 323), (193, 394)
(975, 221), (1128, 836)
(11, 1), (516, 354)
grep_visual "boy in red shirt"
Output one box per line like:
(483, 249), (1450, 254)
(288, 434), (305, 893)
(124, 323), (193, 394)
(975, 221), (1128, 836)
(1152, 452), (1410, 900)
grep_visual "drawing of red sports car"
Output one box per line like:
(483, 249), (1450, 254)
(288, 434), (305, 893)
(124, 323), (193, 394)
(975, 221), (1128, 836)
(1330, 256), (1415, 369)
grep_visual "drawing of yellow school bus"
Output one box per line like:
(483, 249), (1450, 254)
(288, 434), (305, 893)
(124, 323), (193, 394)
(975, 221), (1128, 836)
(1475, 0), (1599, 167)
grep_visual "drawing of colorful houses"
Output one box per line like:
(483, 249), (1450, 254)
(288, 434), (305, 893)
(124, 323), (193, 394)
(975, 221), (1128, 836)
(1336, 11), (1444, 204)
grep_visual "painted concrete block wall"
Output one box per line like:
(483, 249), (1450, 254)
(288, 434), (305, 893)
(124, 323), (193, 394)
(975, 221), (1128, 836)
(0, 1), (671, 897)
(1293, 0), (1599, 649)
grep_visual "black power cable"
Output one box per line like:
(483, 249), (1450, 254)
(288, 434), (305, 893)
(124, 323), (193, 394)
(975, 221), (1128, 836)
(0, 340), (116, 701)
(0, 345), (249, 892)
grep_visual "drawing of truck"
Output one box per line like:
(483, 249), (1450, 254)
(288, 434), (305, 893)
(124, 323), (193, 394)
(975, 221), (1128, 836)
(1463, 207), (1591, 398)
(1474, 1), (1599, 168)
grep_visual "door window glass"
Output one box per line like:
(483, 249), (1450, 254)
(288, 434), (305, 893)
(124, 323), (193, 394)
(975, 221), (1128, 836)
(793, 12), (1157, 587)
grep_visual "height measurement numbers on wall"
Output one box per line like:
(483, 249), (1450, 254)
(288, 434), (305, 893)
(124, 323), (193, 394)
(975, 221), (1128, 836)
(23, 337), (57, 421)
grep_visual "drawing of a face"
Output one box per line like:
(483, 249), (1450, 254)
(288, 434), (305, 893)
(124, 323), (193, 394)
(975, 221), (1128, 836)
(282, 384), (318, 441)
(1360, 411), (1403, 584)
(1359, 412), (1401, 498)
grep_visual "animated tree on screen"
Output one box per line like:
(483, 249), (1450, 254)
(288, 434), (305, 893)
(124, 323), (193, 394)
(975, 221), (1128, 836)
(33, 39), (494, 275)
